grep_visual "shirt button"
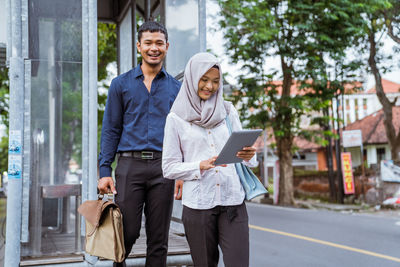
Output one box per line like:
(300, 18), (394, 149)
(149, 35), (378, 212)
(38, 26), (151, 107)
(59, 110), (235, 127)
(215, 170), (218, 173)
(211, 144), (214, 147)
(216, 183), (220, 186)
(208, 131), (211, 134)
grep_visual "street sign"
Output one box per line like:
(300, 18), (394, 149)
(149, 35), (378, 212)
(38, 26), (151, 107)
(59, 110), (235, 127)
(342, 130), (362, 148)
(381, 160), (400, 183)
(341, 152), (355, 194)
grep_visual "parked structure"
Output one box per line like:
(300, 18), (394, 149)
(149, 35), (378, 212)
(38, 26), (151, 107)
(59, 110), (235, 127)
(5, 0), (205, 266)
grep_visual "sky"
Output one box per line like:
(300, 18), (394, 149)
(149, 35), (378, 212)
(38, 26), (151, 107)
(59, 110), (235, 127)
(0, 0), (6, 44)
(206, 0), (400, 91)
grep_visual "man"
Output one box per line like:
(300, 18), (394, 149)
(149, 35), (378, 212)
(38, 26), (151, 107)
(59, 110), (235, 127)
(98, 21), (182, 267)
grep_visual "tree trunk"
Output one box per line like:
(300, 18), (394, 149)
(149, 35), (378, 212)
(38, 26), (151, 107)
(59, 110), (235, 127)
(277, 136), (295, 205)
(323, 107), (337, 202)
(274, 57), (296, 206)
(368, 29), (400, 164)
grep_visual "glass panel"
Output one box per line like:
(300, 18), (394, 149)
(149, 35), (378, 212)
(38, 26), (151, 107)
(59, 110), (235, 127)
(119, 7), (133, 74)
(166, 0), (200, 77)
(31, 60), (82, 186)
(23, 0), (82, 257)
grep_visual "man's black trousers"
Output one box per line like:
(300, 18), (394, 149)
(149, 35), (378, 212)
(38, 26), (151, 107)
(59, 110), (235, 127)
(113, 156), (174, 267)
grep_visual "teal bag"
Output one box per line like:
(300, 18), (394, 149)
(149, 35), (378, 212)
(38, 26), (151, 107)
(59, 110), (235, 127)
(225, 116), (268, 200)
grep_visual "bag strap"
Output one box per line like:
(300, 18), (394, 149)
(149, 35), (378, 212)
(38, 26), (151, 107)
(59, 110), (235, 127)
(225, 115), (233, 135)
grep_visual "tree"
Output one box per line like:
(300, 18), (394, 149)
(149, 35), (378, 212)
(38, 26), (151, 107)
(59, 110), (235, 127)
(365, 1), (400, 164)
(384, 0), (400, 44)
(217, 0), (368, 205)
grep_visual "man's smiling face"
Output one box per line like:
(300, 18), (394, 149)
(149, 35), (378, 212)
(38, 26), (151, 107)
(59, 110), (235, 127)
(137, 31), (169, 67)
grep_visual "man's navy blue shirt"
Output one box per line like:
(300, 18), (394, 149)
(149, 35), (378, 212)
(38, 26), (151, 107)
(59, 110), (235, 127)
(99, 65), (181, 178)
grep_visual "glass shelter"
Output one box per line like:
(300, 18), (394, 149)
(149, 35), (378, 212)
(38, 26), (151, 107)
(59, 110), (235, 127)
(5, 0), (206, 265)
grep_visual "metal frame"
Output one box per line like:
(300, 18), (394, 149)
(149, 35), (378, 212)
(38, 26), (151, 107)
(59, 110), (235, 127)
(5, 0), (25, 265)
(82, 0), (98, 228)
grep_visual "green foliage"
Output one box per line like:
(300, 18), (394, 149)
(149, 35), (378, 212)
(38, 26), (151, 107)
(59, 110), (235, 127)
(0, 67), (9, 172)
(98, 23), (117, 82)
(217, 0), (369, 140)
(0, 67), (8, 129)
(217, 0), (377, 203)
(97, 22), (117, 148)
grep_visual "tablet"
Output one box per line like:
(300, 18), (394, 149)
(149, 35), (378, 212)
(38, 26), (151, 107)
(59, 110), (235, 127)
(214, 129), (262, 165)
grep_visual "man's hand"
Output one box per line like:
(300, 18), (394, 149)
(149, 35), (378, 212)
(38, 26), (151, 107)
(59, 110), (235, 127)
(97, 177), (117, 195)
(175, 180), (183, 200)
(237, 146), (256, 162)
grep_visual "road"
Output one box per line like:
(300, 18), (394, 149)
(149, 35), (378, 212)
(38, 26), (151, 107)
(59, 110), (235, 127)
(244, 202), (400, 267)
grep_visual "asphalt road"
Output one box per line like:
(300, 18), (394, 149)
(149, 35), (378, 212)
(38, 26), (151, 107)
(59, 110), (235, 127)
(244, 202), (400, 267)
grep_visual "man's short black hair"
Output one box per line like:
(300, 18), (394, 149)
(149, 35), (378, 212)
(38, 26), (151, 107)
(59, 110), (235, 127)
(138, 21), (168, 42)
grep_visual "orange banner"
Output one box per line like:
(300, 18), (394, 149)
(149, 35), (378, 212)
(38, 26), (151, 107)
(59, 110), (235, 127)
(341, 152), (355, 194)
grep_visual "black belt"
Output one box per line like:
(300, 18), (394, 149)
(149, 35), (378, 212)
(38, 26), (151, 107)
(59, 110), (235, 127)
(118, 151), (162, 160)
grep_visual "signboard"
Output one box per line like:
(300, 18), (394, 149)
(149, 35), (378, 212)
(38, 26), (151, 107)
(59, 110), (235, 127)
(342, 130), (362, 148)
(381, 160), (400, 183)
(8, 155), (22, 179)
(8, 130), (22, 155)
(341, 152), (355, 194)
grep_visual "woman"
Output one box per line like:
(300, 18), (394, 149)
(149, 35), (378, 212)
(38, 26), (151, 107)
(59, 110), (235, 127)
(162, 52), (257, 267)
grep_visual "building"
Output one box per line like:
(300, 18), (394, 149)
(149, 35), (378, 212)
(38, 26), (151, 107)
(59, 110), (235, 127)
(332, 79), (400, 126)
(252, 79), (400, 174)
(344, 107), (400, 168)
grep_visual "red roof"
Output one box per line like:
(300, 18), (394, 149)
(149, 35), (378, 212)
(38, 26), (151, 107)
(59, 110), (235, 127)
(253, 131), (321, 152)
(344, 106), (400, 144)
(366, 79), (400, 94)
(266, 80), (362, 96)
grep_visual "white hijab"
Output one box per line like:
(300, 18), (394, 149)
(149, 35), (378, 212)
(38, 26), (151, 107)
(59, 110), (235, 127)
(170, 52), (229, 128)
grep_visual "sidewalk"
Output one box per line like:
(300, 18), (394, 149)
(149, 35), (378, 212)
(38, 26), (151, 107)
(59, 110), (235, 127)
(250, 196), (400, 218)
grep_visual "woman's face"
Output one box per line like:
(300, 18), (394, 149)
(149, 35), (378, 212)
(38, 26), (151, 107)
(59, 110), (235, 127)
(197, 67), (220, 101)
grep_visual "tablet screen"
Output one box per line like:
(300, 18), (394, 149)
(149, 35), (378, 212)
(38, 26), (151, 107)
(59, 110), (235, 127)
(214, 129), (262, 165)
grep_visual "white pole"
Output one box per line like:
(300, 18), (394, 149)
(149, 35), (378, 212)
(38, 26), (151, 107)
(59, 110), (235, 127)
(5, 0), (24, 265)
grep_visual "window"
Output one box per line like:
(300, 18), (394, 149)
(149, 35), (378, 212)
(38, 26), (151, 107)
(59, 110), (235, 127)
(377, 148), (386, 163)
(354, 99), (359, 120)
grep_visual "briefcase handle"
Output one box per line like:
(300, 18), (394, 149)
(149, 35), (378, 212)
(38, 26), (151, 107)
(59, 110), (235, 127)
(98, 193), (115, 202)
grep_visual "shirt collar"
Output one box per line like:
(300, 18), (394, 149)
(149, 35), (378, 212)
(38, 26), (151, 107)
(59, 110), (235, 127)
(133, 63), (167, 78)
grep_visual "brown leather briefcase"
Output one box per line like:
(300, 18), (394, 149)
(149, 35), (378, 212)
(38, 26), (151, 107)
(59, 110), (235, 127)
(78, 198), (125, 262)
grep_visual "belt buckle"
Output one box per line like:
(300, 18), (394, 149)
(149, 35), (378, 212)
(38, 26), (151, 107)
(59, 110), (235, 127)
(141, 151), (153, 159)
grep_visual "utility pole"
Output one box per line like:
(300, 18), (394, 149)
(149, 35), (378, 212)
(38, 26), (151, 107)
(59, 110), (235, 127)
(324, 106), (337, 202)
(335, 92), (344, 203)
(5, 0), (24, 265)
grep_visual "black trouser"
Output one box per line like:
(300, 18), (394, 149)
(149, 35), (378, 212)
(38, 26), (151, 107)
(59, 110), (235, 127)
(182, 202), (249, 267)
(113, 156), (175, 267)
